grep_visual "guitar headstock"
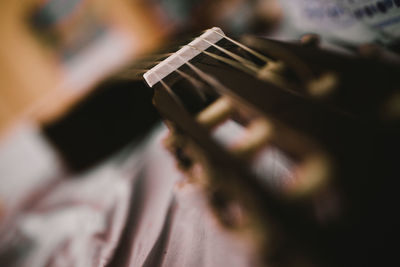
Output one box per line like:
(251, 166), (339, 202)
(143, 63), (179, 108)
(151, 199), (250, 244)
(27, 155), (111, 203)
(144, 28), (400, 266)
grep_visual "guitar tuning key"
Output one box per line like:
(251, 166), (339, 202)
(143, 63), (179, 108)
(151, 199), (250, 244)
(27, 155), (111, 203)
(197, 97), (331, 199)
(285, 152), (331, 198)
(307, 72), (338, 97)
(196, 97), (235, 129)
(300, 34), (321, 47)
(264, 61), (286, 73)
(230, 118), (274, 159)
(382, 92), (400, 120)
(358, 43), (382, 59)
(257, 61), (287, 84)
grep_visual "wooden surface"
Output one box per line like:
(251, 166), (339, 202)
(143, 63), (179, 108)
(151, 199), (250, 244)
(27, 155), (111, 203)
(0, 0), (165, 139)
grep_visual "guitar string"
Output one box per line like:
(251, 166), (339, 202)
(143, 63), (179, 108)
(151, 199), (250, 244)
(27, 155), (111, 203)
(210, 28), (272, 63)
(186, 44), (257, 75)
(210, 29), (316, 85)
(129, 30), (273, 75)
(154, 41), (302, 103)
(174, 69), (207, 101)
(242, 36), (315, 83)
(135, 29), (312, 86)
(200, 29), (316, 86)
(159, 79), (184, 108)
(185, 44), (304, 96)
(200, 38), (260, 72)
(130, 32), (279, 81)
(147, 31), (307, 100)
(197, 39), (300, 91)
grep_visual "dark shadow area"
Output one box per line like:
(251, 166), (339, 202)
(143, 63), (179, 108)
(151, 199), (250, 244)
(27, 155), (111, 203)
(43, 79), (160, 172)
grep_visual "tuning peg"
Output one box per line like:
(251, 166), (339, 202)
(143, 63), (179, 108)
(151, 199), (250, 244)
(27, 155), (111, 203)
(300, 34), (321, 47)
(307, 72), (338, 97)
(196, 97), (234, 129)
(358, 44), (381, 59)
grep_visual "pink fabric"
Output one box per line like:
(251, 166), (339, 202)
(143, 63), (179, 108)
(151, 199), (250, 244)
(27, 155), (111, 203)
(0, 126), (255, 267)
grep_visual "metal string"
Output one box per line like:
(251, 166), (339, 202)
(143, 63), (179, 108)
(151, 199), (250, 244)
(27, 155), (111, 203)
(174, 69), (207, 100)
(186, 44), (257, 75)
(200, 38), (260, 72)
(211, 28), (272, 63)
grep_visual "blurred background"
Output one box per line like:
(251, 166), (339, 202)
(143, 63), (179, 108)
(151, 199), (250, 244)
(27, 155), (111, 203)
(0, 0), (399, 266)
